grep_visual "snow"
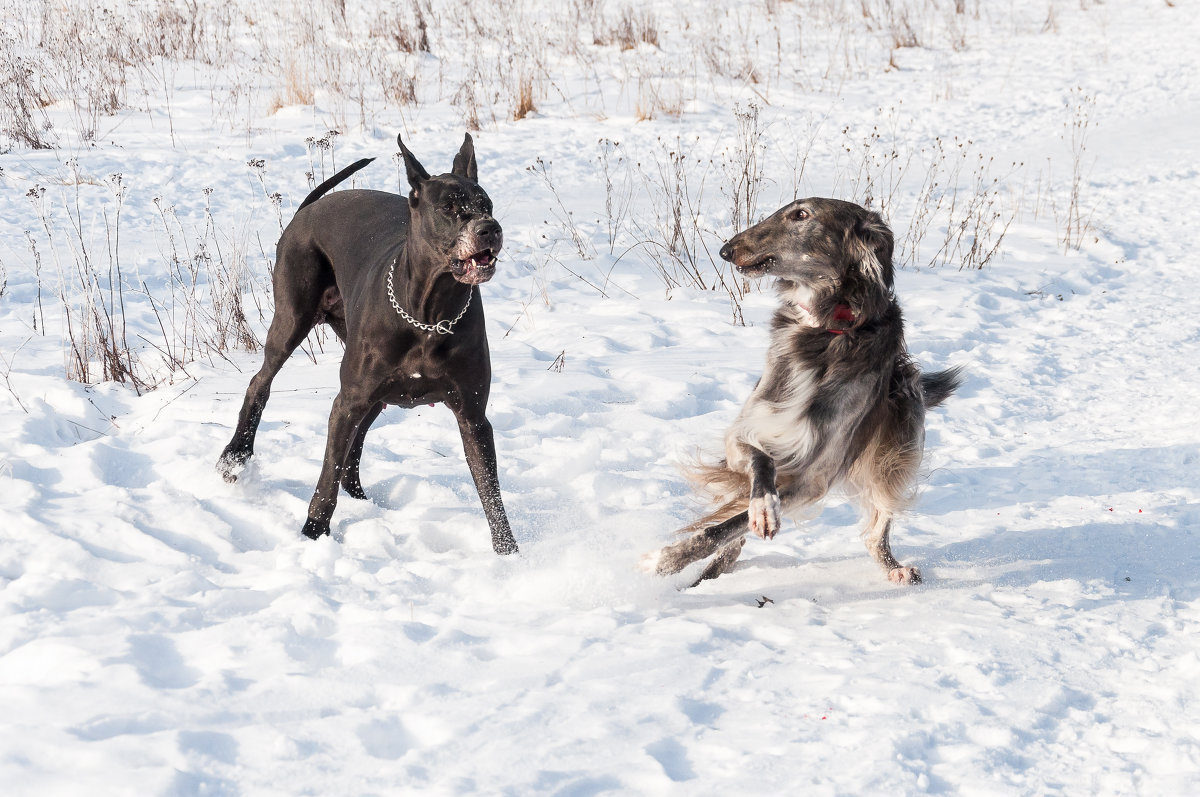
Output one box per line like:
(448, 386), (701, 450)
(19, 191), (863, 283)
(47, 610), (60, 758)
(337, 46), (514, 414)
(2, 0), (1200, 794)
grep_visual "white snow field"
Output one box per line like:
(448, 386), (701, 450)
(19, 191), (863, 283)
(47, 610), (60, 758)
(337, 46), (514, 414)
(2, 0), (1199, 794)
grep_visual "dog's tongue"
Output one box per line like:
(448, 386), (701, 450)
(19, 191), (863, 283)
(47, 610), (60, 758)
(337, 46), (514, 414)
(463, 253), (495, 274)
(454, 252), (497, 284)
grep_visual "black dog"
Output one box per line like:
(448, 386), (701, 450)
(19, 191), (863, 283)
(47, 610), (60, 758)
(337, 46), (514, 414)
(644, 198), (960, 585)
(217, 133), (518, 555)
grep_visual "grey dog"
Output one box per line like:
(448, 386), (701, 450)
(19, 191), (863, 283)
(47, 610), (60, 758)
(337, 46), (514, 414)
(217, 133), (518, 555)
(645, 198), (961, 585)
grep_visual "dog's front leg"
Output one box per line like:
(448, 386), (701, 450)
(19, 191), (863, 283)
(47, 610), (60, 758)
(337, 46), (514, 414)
(747, 449), (782, 540)
(302, 390), (374, 539)
(451, 408), (519, 556)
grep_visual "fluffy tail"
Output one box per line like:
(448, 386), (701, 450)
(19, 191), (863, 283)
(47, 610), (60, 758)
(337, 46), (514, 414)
(680, 459), (750, 532)
(921, 365), (964, 409)
(296, 157), (376, 212)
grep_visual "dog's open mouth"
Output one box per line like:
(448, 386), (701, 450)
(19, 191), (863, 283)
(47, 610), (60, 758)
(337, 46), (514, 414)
(450, 250), (498, 284)
(735, 256), (775, 277)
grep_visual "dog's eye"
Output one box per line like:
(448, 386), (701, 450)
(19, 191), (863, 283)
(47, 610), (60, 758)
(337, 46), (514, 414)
(792, 208), (810, 221)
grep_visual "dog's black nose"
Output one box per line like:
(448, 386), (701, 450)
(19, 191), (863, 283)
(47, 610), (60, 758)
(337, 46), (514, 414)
(719, 242), (734, 262)
(477, 219), (502, 245)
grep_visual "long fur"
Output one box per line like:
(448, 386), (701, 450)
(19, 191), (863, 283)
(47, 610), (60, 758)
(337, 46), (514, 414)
(664, 198), (962, 583)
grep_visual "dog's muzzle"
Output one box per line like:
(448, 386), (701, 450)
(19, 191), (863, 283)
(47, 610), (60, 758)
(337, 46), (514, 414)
(720, 241), (773, 277)
(450, 249), (499, 285)
(451, 221), (502, 285)
(733, 256), (774, 277)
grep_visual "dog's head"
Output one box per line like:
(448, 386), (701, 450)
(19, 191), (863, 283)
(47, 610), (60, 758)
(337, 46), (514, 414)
(398, 133), (503, 285)
(719, 198), (894, 318)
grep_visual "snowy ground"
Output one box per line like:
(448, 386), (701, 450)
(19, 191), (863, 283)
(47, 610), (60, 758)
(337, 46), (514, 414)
(2, 1), (1200, 794)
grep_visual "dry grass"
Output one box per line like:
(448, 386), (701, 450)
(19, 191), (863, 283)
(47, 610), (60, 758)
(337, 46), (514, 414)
(268, 61), (317, 114)
(2, 0), (1094, 388)
(513, 76), (537, 121)
(1, 0), (1067, 149)
(597, 6), (660, 50)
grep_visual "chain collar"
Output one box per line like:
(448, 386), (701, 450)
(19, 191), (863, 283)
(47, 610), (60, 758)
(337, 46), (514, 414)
(387, 256), (472, 335)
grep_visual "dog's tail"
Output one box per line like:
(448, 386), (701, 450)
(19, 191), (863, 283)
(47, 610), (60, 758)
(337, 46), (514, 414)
(921, 365), (965, 409)
(296, 157), (376, 213)
(680, 459), (749, 533)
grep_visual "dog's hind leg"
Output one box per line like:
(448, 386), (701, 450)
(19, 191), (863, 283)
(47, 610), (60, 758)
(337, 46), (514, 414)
(647, 477), (827, 581)
(217, 295), (321, 483)
(849, 412), (925, 585)
(691, 538), (747, 586)
(862, 508), (921, 585)
(648, 511), (751, 576)
(218, 239), (336, 482)
(340, 401), (385, 500)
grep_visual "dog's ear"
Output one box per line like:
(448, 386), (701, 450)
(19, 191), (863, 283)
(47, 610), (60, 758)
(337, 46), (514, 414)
(396, 133), (430, 202)
(851, 211), (895, 289)
(451, 133), (478, 182)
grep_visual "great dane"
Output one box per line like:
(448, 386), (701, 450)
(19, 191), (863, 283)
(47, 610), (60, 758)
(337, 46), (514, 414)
(217, 133), (518, 555)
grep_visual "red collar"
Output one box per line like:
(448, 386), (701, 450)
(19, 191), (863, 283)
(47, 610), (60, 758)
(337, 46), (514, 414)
(796, 302), (856, 334)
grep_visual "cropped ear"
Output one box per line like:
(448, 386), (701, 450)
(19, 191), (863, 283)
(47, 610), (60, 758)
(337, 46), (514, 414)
(451, 132), (477, 182)
(851, 211), (895, 289)
(397, 133), (430, 201)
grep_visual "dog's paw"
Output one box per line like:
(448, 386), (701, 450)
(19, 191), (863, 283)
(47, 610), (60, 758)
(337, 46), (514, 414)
(637, 549), (663, 575)
(888, 566), (922, 585)
(301, 517), (331, 540)
(342, 479), (368, 500)
(748, 493), (782, 539)
(216, 451), (249, 484)
(640, 541), (700, 577)
(492, 535), (519, 556)
(639, 546), (689, 576)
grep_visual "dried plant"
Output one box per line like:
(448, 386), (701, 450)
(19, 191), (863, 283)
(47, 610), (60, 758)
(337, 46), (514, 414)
(1061, 88), (1096, 251)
